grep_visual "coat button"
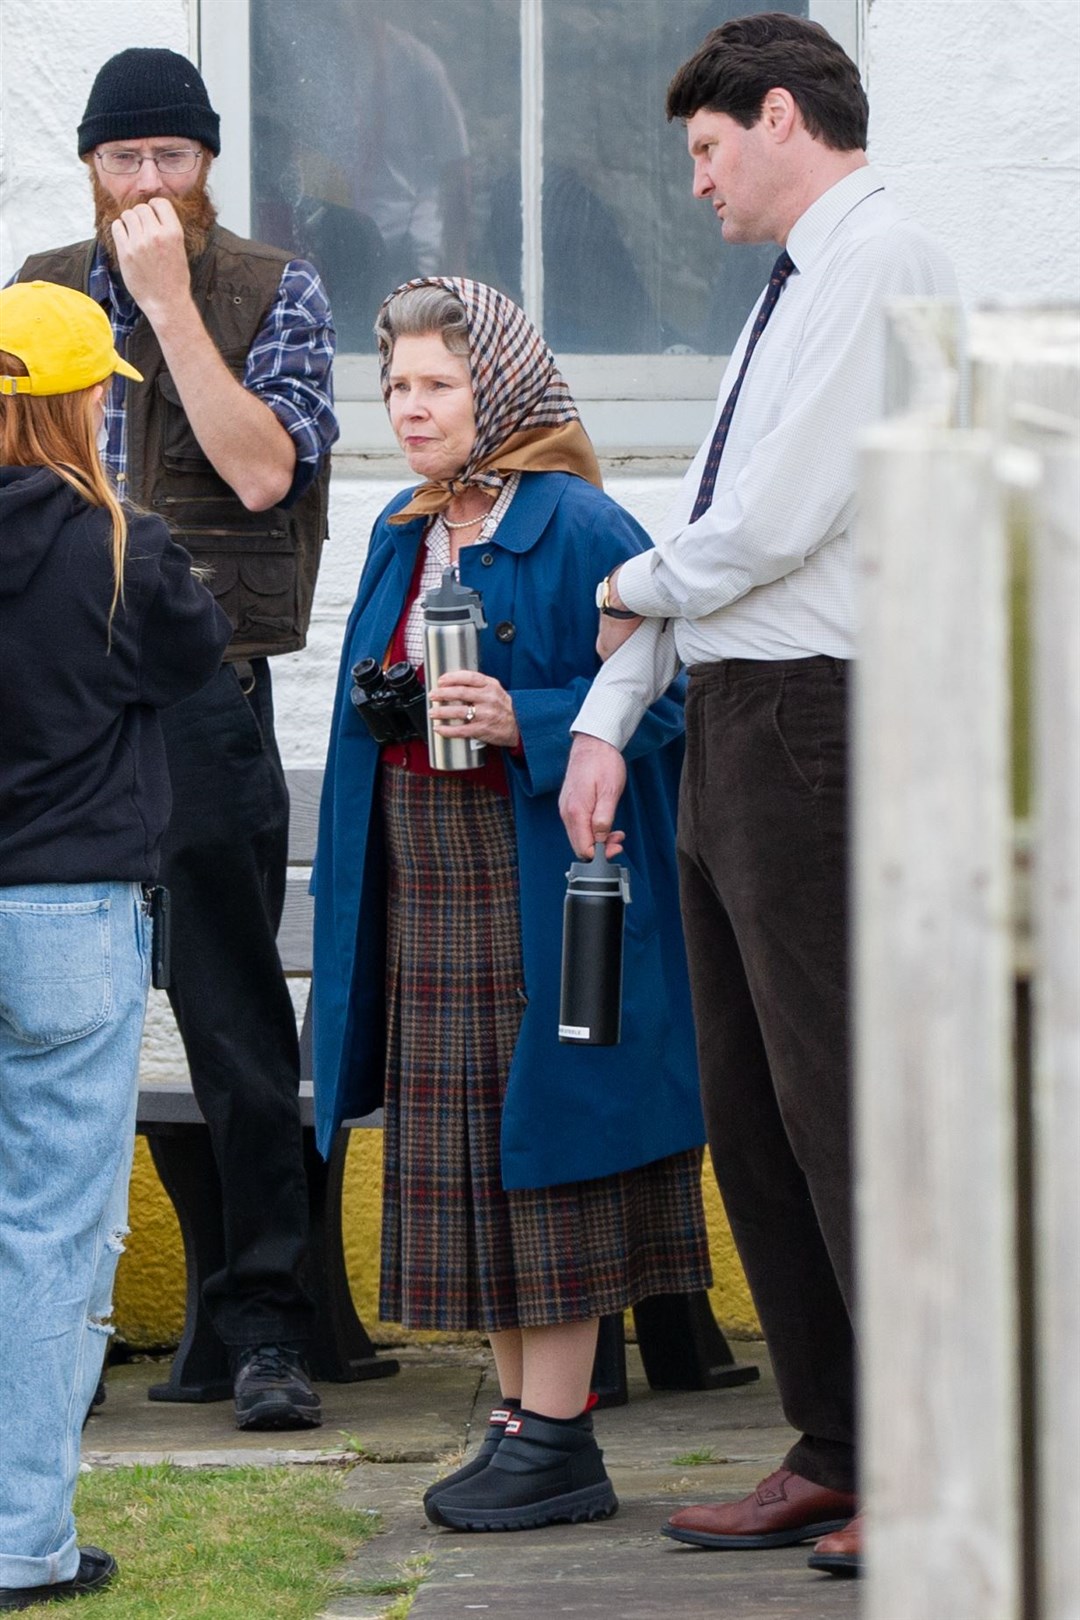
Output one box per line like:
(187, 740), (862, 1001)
(481, 552), (494, 566)
(495, 621), (516, 643)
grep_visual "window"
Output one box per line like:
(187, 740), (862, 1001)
(202, 0), (860, 453)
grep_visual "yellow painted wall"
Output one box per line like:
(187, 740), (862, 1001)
(113, 1132), (761, 1346)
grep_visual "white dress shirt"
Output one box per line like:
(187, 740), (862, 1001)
(574, 166), (958, 751)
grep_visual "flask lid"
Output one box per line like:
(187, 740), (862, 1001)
(565, 842), (631, 902)
(422, 566), (487, 627)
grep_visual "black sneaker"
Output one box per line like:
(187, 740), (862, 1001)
(433, 1409), (618, 1531)
(0, 1547), (117, 1610)
(232, 1344), (322, 1431)
(423, 1402), (521, 1526)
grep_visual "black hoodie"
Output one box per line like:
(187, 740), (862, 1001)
(0, 465), (231, 884)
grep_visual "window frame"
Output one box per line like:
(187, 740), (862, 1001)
(200, 0), (863, 458)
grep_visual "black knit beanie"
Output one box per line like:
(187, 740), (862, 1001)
(77, 48), (221, 157)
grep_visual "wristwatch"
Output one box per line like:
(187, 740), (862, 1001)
(595, 573), (639, 620)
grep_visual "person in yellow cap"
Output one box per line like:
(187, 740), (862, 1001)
(0, 280), (231, 1610)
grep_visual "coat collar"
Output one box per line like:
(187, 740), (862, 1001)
(384, 470), (573, 571)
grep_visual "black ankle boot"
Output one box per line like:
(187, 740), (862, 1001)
(432, 1409), (618, 1531)
(423, 1401), (521, 1526)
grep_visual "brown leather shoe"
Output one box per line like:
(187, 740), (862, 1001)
(807, 1512), (863, 1576)
(663, 1467), (857, 1550)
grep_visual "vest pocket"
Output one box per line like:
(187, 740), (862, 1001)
(157, 362), (247, 470)
(183, 536), (298, 646)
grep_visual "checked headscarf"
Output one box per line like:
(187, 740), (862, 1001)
(379, 277), (601, 524)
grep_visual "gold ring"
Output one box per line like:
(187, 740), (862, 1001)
(465, 704), (476, 723)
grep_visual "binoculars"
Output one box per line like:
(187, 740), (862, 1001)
(350, 658), (428, 745)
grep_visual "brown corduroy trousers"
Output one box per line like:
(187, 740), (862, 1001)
(677, 655), (857, 1495)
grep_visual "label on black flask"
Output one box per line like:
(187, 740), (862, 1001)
(558, 1022), (592, 1041)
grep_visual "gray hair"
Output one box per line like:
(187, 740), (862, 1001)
(374, 286), (470, 363)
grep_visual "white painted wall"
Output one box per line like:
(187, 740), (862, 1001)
(865, 0), (1080, 307)
(0, 0), (195, 278)
(2, 0), (1077, 1076)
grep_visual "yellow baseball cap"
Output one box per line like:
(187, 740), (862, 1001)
(0, 280), (143, 396)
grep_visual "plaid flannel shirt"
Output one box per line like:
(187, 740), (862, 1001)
(88, 248), (338, 503)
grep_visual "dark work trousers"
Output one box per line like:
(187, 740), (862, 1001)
(677, 656), (856, 1494)
(158, 660), (315, 1349)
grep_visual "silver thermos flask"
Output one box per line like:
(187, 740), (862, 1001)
(558, 843), (632, 1045)
(422, 566), (488, 772)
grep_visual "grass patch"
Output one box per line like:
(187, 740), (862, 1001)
(344, 1554), (430, 1618)
(382, 1590), (421, 1620)
(336, 1432), (417, 1464)
(670, 1448), (721, 1467)
(73, 1461), (375, 1619)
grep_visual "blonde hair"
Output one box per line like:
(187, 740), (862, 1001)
(0, 352), (128, 635)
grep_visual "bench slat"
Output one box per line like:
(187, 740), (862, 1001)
(278, 879), (314, 974)
(286, 767), (323, 864)
(137, 1080), (381, 1129)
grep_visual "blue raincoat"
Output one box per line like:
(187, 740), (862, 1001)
(311, 471), (705, 1189)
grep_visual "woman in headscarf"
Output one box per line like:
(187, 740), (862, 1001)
(311, 278), (710, 1532)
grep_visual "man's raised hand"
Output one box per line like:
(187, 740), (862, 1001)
(111, 197), (191, 317)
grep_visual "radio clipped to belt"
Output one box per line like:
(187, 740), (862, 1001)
(141, 884), (172, 989)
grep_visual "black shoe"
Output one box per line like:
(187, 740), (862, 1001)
(0, 1547), (117, 1610)
(423, 1401), (521, 1526)
(232, 1344), (322, 1431)
(433, 1409), (618, 1531)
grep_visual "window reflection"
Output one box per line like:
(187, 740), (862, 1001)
(249, 0), (807, 356)
(542, 0), (808, 354)
(252, 0), (514, 350)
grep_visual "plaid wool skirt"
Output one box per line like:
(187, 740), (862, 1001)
(378, 764), (712, 1333)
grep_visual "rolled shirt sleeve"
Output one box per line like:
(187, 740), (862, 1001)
(244, 259), (339, 505)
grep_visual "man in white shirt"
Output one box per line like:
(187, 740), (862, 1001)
(559, 13), (957, 1578)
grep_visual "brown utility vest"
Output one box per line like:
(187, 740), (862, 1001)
(20, 227), (331, 660)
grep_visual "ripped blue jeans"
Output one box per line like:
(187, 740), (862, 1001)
(0, 883), (149, 1590)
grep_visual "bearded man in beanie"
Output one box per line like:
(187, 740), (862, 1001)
(16, 47), (339, 1431)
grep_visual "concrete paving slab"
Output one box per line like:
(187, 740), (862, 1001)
(83, 1344), (487, 1467)
(319, 1344), (860, 1620)
(408, 1521), (859, 1620)
(84, 1340), (861, 1619)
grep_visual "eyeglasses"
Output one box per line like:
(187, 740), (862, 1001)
(94, 147), (202, 176)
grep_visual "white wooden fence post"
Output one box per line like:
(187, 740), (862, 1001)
(856, 423), (1019, 1620)
(1031, 443), (1080, 1620)
(968, 306), (1079, 1620)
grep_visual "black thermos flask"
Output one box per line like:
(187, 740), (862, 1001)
(558, 843), (632, 1046)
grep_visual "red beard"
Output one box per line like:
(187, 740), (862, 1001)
(91, 169), (218, 271)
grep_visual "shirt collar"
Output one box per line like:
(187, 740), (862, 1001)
(785, 164), (885, 274)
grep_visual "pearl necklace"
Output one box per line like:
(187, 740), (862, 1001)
(442, 509), (492, 530)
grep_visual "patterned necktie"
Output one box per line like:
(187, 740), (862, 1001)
(689, 250), (796, 523)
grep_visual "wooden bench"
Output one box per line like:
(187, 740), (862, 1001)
(137, 768), (757, 1406)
